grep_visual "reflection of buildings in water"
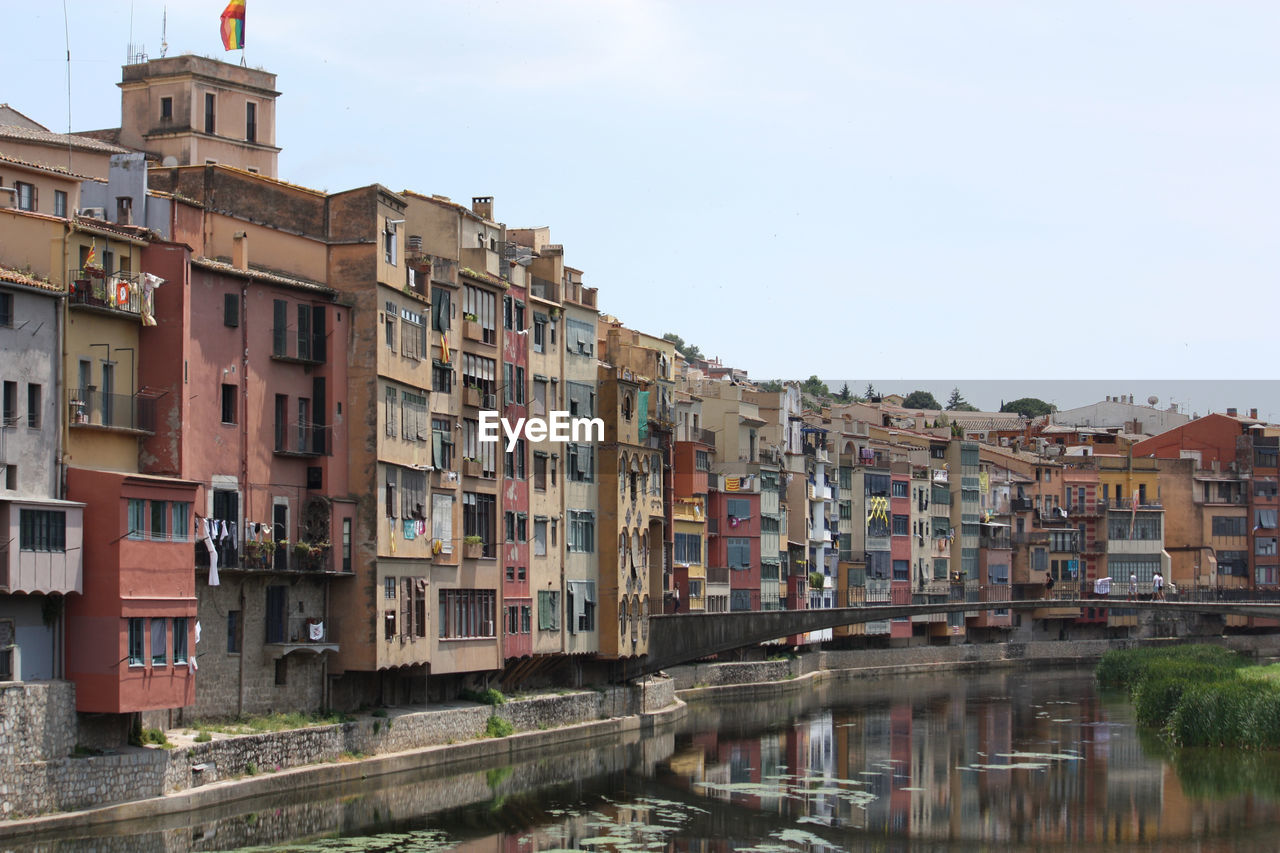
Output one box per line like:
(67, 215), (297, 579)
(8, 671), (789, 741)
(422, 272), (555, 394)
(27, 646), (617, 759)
(804, 711), (838, 822)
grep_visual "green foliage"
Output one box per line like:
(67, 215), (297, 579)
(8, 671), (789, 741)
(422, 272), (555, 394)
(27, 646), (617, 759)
(945, 387), (979, 412)
(462, 687), (507, 706)
(1167, 679), (1280, 749)
(485, 765), (514, 788)
(902, 390), (942, 410)
(194, 731), (212, 743)
(1001, 397), (1057, 418)
(371, 708), (388, 717)
(758, 380), (785, 392)
(484, 715), (514, 738)
(134, 727), (172, 748)
(836, 383), (851, 401)
(372, 721), (381, 735)
(191, 710), (351, 735)
(801, 375), (829, 398)
(1095, 645), (1244, 690)
(864, 383), (877, 399)
(245, 761), (258, 776)
(661, 332), (702, 361)
(463, 534), (483, 545)
(808, 571), (824, 590)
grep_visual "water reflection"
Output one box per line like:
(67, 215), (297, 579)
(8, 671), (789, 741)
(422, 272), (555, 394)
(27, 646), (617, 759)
(14, 669), (1280, 852)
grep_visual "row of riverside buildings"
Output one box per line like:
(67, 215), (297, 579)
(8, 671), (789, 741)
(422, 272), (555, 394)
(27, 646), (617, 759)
(2, 56), (1277, 741)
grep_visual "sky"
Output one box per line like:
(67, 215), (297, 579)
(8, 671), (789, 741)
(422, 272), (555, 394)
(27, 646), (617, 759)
(5, 2), (1279, 404)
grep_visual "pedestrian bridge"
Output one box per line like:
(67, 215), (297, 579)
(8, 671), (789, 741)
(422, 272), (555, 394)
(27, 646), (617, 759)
(642, 596), (1280, 677)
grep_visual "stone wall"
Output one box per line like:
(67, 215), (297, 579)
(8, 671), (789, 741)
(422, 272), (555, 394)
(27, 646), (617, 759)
(2, 751), (167, 818)
(0, 682), (75, 764)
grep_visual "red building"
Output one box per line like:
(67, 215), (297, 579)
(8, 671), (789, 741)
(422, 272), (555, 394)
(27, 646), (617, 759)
(64, 468), (199, 715)
(708, 487), (760, 611)
(501, 283), (532, 660)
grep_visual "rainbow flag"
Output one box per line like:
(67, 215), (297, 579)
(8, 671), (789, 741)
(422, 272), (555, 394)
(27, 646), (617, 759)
(220, 0), (245, 51)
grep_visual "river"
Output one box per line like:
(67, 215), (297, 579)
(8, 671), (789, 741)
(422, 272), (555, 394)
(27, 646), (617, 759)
(18, 667), (1280, 852)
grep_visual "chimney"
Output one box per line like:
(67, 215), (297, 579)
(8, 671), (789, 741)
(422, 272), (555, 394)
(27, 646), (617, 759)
(1227, 407), (1238, 417)
(233, 231), (249, 272)
(471, 196), (494, 220)
(1251, 408), (1259, 420)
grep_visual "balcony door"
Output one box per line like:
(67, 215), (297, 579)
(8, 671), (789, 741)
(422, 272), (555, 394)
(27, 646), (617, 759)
(273, 503), (289, 570)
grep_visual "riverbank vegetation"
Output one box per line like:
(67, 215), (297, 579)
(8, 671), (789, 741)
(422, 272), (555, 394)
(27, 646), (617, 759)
(1096, 645), (1280, 749)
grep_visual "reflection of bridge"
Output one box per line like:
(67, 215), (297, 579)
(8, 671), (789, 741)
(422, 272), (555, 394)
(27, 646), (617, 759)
(643, 596), (1280, 676)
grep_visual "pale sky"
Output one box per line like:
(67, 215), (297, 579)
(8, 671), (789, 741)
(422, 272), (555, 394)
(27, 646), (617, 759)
(6, 2), (1279, 387)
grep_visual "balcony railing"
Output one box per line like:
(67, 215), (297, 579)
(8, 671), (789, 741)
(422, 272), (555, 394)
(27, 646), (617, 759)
(530, 275), (559, 302)
(274, 422), (331, 456)
(266, 616), (338, 646)
(1011, 497), (1034, 512)
(1101, 497), (1163, 510)
(696, 428), (717, 447)
(68, 271), (146, 318)
(707, 566), (730, 585)
(68, 388), (156, 432)
(270, 331), (325, 364)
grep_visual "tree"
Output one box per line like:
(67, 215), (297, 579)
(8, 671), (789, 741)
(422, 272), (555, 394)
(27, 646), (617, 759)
(1000, 397), (1057, 419)
(864, 383), (878, 399)
(837, 383), (851, 401)
(801, 375), (830, 398)
(758, 379), (785, 392)
(661, 332), (702, 361)
(902, 390), (942, 410)
(945, 387), (978, 412)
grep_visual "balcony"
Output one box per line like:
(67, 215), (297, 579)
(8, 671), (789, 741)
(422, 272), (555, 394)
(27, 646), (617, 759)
(68, 271), (148, 320)
(1011, 497), (1034, 512)
(707, 566), (730, 585)
(270, 331), (324, 365)
(265, 616), (339, 656)
(530, 275), (559, 303)
(696, 428), (717, 447)
(431, 256), (458, 286)
(1102, 497), (1163, 510)
(68, 388), (156, 433)
(274, 423), (331, 457)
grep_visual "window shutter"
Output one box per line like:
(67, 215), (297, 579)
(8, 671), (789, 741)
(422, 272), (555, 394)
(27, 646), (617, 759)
(224, 293), (240, 327)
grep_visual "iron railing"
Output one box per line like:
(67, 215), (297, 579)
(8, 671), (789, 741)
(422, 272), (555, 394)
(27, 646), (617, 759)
(67, 388), (155, 432)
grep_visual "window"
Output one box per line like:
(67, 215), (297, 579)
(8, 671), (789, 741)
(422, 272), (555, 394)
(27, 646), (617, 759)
(1218, 550), (1249, 576)
(171, 502), (189, 541)
(25, 383), (40, 429)
(384, 609), (396, 640)
(385, 386), (397, 437)
(504, 438), (526, 481)
(19, 509), (64, 551)
(567, 443), (594, 482)
(160, 96), (173, 121)
(401, 391), (428, 443)
(1212, 516), (1247, 537)
(128, 618), (145, 666)
(463, 492), (496, 557)
(1258, 537), (1278, 557)
(272, 299), (288, 357)
(1258, 509), (1278, 529)
(534, 519), (547, 556)
(566, 382), (594, 419)
(2, 381), (15, 425)
(127, 499), (145, 540)
(531, 379), (547, 417)
(891, 480), (908, 498)
(533, 315), (546, 353)
(675, 532), (701, 564)
(1256, 480), (1278, 499)
(204, 92), (216, 133)
(226, 610), (241, 653)
(150, 618), (167, 667)
(0, 293), (11, 327)
(173, 617), (189, 664)
(401, 308), (426, 359)
(538, 589), (560, 631)
(1108, 514), (1162, 541)
(15, 182), (34, 212)
(893, 559), (910, 581)
(1259, 566), (1279, 586)
(384, 301), (396, 350)
(245, 101), (257, 142)
(54, 190), (67, 218)
(432, 493), (454, 553)
(462, 284), (497, 343)
(150, 500), (168, 540)
(567, 580), (596, 633)
(696, 450), (710, 471)
(568, 510), (595, 553)
(385, 467), (397, 518)
(438, 589), (496, 638)
(727, 498), (751, 520)
(275, 658), (287, 686)
(534, 453), (547, 491)
(343, 518), (352, 571)
(432, 417), (454, 469)
(221, 383), (237, 424)
(892, 514), (909, 536)
(1258, 446), (1279, 469)
(432, 360), (453, 394)
(726, 537), (750, 569)
(566, 317), (594, 357)
(222, 292), (240, 327)
(265, 586), (287, 644)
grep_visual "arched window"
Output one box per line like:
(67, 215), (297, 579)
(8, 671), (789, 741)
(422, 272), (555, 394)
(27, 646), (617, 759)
(641, 532), (649, 568)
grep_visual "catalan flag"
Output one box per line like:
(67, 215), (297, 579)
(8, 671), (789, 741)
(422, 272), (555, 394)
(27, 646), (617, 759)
(220, 0), (245, 51)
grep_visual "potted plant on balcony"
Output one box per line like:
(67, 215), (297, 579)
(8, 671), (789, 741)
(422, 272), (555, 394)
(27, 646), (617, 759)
(463, 383), (482, 408)
(462, 456), (482, 478)
(462, 535), (484, 559)
(463, 312), (483, 342)
(244, 539), (276, 569)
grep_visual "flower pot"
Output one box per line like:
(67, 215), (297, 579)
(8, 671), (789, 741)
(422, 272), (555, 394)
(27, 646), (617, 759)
(462, 459), (482, 478)
(463, 540), (484, 560)
(464, 319), (484, 342)
(463, 386), (481, 408)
